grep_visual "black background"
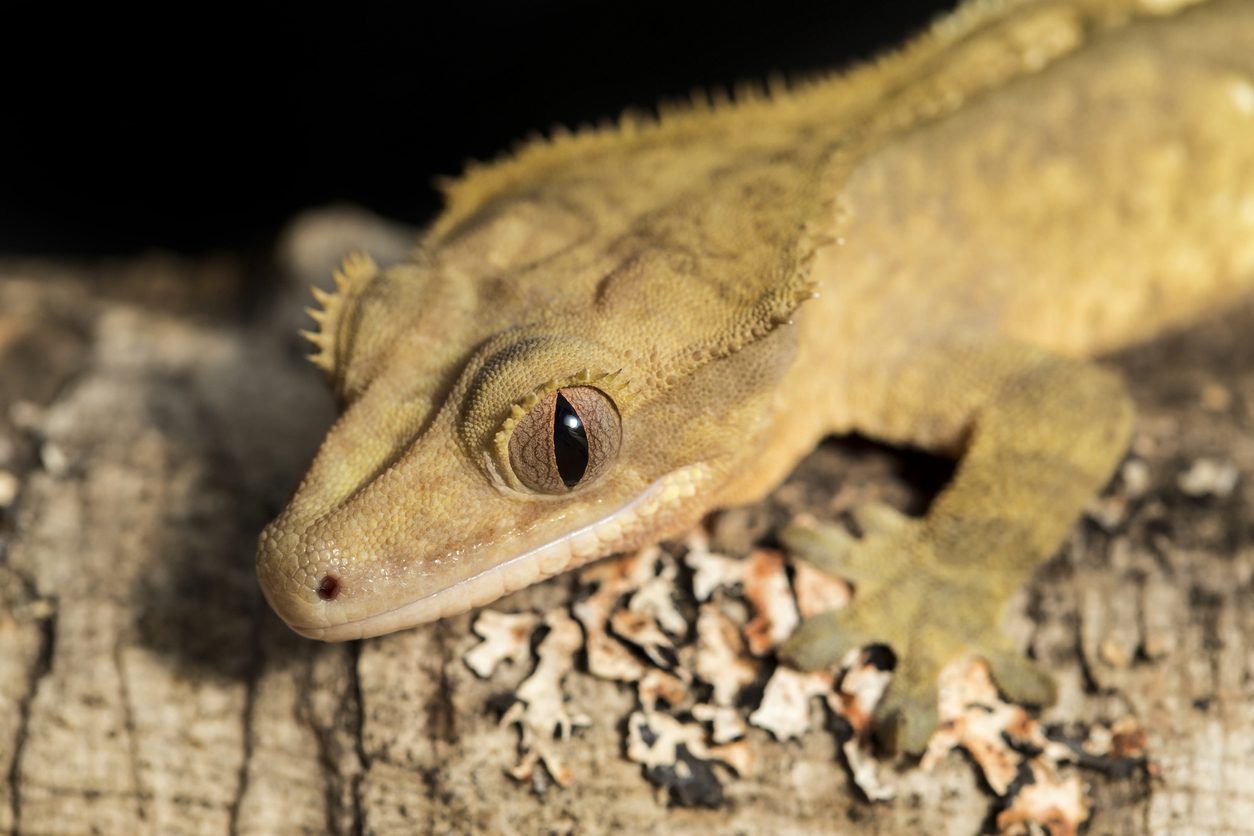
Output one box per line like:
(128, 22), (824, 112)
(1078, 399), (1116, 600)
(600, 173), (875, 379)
(3, 2), (956, 256)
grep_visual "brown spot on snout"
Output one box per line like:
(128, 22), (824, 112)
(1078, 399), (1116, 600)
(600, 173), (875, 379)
(317, 575), (341, 601)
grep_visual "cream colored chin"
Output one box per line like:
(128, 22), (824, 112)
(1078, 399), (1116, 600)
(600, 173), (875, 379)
(293, 464), (711, 642)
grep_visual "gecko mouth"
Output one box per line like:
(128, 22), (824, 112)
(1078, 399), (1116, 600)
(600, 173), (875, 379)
(291, 463), (711, 641)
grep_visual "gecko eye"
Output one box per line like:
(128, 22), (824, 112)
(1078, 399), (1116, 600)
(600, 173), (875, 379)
(508, 386), (621, 494)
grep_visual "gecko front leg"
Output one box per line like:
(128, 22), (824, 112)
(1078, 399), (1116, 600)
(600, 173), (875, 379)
(780, 335), (1134, 753)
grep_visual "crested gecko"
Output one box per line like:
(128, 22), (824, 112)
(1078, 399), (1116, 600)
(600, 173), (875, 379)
(257, 0), (1254, 753)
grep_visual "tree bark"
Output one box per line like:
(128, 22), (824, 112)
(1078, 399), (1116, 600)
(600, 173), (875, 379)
(2, 232), (1251, 835)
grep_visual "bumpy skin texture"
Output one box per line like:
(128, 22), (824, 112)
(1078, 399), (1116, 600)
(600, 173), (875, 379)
(258, 0), (1254, 753)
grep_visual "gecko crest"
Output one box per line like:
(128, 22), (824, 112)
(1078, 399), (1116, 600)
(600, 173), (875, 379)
(300, 251), (379, 382)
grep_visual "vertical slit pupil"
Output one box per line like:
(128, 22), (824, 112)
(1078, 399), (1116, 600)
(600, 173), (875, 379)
(553, 393), (589, 488)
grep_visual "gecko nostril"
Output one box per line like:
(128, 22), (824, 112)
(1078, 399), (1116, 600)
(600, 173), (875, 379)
(317, 575), (341, 601)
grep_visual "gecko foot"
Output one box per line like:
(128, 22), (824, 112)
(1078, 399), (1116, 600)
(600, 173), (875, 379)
(778, 517), (1056, 754)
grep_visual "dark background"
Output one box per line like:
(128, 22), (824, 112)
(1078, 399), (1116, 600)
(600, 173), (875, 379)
(3, 2), (956, 256)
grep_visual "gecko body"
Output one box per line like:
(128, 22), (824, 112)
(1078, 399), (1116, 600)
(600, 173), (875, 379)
(258, 0), (1254, 751)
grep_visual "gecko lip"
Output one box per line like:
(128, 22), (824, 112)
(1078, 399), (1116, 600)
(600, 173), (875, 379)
(290, 463), (711, 641)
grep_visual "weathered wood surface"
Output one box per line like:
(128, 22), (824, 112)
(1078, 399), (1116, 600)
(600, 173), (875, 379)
(2, 212), (1253, 835)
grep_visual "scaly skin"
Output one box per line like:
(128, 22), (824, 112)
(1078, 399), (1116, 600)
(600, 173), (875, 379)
(258, 0), (1254, 752)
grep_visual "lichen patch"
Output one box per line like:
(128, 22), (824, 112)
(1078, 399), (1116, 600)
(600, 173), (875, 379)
(462, 517), (1135, 827)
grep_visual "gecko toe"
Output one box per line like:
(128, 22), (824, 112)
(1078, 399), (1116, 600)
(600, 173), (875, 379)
(874, 678), (940, 755)
(985, 648), (1058, 708)
(779, 521), (857, 577)
(779, 609), (876, 671)
(851, 501), (910, 537)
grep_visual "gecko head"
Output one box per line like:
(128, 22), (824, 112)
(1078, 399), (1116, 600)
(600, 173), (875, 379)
(257, 192), (810, 641)
(259, 326), (719, 640)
